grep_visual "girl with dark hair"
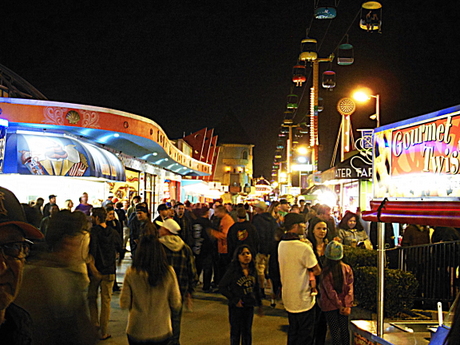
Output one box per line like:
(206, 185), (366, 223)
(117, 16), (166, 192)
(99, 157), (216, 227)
(306, 217), (329, 345)
(337, 211), (371, 248)
(267, 201), (281, 226)
(120, 235), (181, 345)
(219, 245), (263, 345)
(320, 241), (354, 345)
(307, 217), (329, 260)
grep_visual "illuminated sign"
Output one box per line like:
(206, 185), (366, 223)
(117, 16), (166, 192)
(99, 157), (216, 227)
(3, 133), (125, 181)
(373, 109), (460, 199)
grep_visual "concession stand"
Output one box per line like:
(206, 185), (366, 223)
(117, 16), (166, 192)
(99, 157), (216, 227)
(0, 97), (211, 214)
(355, 104), (460, 344)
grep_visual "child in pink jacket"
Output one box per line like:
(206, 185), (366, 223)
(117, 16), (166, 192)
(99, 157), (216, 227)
(320, 241), (354, 345)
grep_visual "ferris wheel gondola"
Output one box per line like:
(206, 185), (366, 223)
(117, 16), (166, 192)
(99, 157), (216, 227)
(299, 38), (318, 62)
(314, 0), (337, 19)
(322, 70), (336, 90)
(360, 1), (382, 33)
(292, 65), (307, 87)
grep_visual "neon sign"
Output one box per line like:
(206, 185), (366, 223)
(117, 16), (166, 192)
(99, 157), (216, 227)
(374, 110), (460, 199)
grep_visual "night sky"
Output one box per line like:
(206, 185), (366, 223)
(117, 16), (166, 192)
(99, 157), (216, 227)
(1, 1), (459, 177)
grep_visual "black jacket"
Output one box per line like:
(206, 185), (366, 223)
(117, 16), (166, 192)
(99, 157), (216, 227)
(219, 265), (261, 307)
(252, 213), (277, 254)
(227, 221), (259, 258)
(0, 303), (33, 345)
(89, 224), (122, 275)
(191, 217), (214, 257)
(174, 214), (193, 247)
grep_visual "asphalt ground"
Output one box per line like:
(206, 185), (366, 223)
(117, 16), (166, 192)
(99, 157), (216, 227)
(99, 256), (334, 345)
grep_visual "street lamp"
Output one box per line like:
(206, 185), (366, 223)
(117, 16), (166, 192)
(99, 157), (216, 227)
(296, 146), (309, 155)
(353, 89), (380, 127)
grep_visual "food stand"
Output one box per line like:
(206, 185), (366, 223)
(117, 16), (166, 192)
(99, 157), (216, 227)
(358, 104), (460, 344)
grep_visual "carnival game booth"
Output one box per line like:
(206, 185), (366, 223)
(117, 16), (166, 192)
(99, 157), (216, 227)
(354, 104), (460, 344)
(0, 98), (211, 212)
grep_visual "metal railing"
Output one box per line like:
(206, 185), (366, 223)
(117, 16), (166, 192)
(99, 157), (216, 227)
(396, 241), (460, 308)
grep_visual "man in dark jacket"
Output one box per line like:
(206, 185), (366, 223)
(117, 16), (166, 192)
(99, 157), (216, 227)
(42, 194), (59, 218)
(191, 206), (215, 292)
(227, 207), (259, 258)
(88, 207), (122, 341)
(154, 203), (171, 224)
(252, 201), (278, 298)
(174, 202), (193, 247)
(127, 202), (152, 257)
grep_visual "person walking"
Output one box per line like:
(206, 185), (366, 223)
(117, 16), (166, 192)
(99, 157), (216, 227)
(157, 218), (197, 345)
(320, 241), (354, 345)
(219, 245), (263, 345)
(16, 210), (98, 345)
(191, 206), (215, 292)
(87, 207), (123, 341)
(120, 235), (182, 345)
(128, 203), (156, 257)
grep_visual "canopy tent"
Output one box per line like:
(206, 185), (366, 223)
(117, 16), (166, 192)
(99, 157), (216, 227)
(362, 199), (460, 227)
(4, 132), (126, 181)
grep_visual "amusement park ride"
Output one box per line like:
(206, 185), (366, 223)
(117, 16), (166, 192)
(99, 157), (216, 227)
(273, 1), (382, 191)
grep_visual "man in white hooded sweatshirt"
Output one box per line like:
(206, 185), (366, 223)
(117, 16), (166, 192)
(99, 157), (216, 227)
(157, 218), (197, 345)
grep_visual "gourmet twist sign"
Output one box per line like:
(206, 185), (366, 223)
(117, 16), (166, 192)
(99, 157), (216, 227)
(373, 109), (460, 199)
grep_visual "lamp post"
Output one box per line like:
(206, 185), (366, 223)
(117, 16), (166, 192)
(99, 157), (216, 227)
(294, 146), (310, 188)
(353, 90), (380, 127)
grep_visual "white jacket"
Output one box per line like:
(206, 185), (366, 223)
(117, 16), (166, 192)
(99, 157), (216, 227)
(120, 266), (181, 341)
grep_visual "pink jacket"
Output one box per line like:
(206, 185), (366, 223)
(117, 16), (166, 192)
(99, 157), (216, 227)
(319, 263), (354, 312)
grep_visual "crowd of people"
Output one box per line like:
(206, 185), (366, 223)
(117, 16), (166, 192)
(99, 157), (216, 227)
(1, 189), (460, 345)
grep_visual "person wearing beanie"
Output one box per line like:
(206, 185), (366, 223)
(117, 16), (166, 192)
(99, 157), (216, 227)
(319, 241), (354, 345)
(155, 204), (171, 224)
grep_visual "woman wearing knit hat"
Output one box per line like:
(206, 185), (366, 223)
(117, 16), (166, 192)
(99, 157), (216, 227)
(319, 241), (354, 345)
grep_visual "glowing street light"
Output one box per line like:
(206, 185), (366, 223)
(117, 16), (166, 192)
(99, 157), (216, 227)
(353, 89), (380, 127)
(297, 156), (308, 164)
(296, 146), (309, 155)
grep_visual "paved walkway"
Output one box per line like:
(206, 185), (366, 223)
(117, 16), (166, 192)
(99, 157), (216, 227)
(100, 256), (334, 344)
